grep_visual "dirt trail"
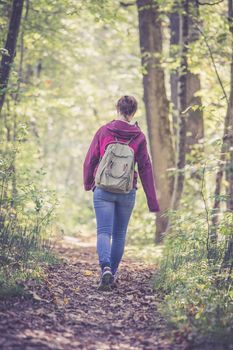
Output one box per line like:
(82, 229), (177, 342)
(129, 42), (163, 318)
(0, 237), (189, 350)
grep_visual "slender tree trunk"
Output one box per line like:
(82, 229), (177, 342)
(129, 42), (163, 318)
(226, 0), (233, 212)
(0, 0), (24, 116)
(186, 1), (204, 157)
(222, 0), (233, 268)
(10, 111), (17, 208)
(136, 0), (175, 243)
(210, 0), (233, 251)
(171, 0), (189, 211)
(170, 0), (204, 163)
(11, 3), (26, 208)
(210, 111), (232, 247)
(170, 0), (180, 140)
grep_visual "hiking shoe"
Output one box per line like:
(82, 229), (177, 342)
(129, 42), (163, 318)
(98, 266), (114, 291)
(111, 271), (119, 289)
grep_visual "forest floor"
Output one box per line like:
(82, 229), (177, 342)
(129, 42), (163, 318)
(0, 236), (190, 350)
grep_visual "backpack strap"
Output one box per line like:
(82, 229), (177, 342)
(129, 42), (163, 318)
(115, 136), (134, 145)
(126, 137), (134, 145)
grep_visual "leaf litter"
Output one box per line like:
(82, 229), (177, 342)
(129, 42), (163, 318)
(0, 241), (189, 349)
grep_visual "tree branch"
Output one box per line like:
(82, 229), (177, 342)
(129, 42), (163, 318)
(197, 0), (224, 5)
(119, 1), (136, 7)
(0, 0), (24, 116)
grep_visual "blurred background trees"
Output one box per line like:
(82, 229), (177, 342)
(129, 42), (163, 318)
(0, 0), (232, 344)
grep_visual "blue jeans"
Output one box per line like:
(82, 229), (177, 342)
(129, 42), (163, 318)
(93, 187), (136, 275)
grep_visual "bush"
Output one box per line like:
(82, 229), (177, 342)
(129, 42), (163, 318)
(0, 146), (58, 297)
(154, 209), (233, 347)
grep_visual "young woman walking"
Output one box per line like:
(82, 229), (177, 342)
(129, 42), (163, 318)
(83, 95), (160, 290)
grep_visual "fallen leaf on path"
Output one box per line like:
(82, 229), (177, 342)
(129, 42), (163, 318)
(53, 296), (65, 306)
(83, 270), (93, 276)
(64, 296), (69, 305)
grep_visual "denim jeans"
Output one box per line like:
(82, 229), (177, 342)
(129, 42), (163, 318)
(93, 187), (136, 275)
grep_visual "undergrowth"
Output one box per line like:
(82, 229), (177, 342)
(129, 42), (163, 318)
(154, 209), (233, 348)
(0, 145), (59, 298)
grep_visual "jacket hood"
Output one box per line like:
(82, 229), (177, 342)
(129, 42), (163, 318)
(106, 119), (141, 140)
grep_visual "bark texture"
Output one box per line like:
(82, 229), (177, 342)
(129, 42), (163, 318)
(137, 0), (175, 242)
(170, 1), (180, 139)
(171, 0), (189, 211)
(0, 0), (24, 116)
(170, 1), (204, 159)
(186, 1), (204, 155)
(222, 0), (233, 268)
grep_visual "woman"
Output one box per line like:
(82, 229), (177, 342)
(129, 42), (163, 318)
(83, 95), (160, 290)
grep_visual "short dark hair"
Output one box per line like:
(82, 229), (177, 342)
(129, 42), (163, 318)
(116, 95), (138, 118)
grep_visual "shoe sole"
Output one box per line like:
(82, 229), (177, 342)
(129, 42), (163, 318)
(98, 271), (114, 291)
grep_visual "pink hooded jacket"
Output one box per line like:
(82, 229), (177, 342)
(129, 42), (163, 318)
(83, 119), (160, 212)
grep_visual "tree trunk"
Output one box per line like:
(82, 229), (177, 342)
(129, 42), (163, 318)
(210, 0), (233, 252)
(222, 0), (233, 268)
(171, 0), (189, 211)
(0, 0), (24, 116)
(226, 0), (233, 212)
(136, 0), (175, 242)
(170, 0), (204, 162)
(170, 0), (180, 140)
(186, 1), (204, 157)
(210, 106), (232, 248)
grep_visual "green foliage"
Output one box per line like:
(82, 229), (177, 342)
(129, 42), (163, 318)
(154, 209), (233, 346)
(0, 137), (58, 297)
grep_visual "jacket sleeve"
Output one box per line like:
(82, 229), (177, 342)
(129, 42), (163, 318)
(83, 127), (101, 191)
(137, 135), (160, 212)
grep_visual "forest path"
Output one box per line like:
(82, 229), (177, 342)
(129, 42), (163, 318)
(0, 236), (188, 350)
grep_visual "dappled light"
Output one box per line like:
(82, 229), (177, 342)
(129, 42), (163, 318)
(0, 0), (233, 349)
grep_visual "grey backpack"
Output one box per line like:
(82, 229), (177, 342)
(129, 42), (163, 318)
(95, 137), (135, 193)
